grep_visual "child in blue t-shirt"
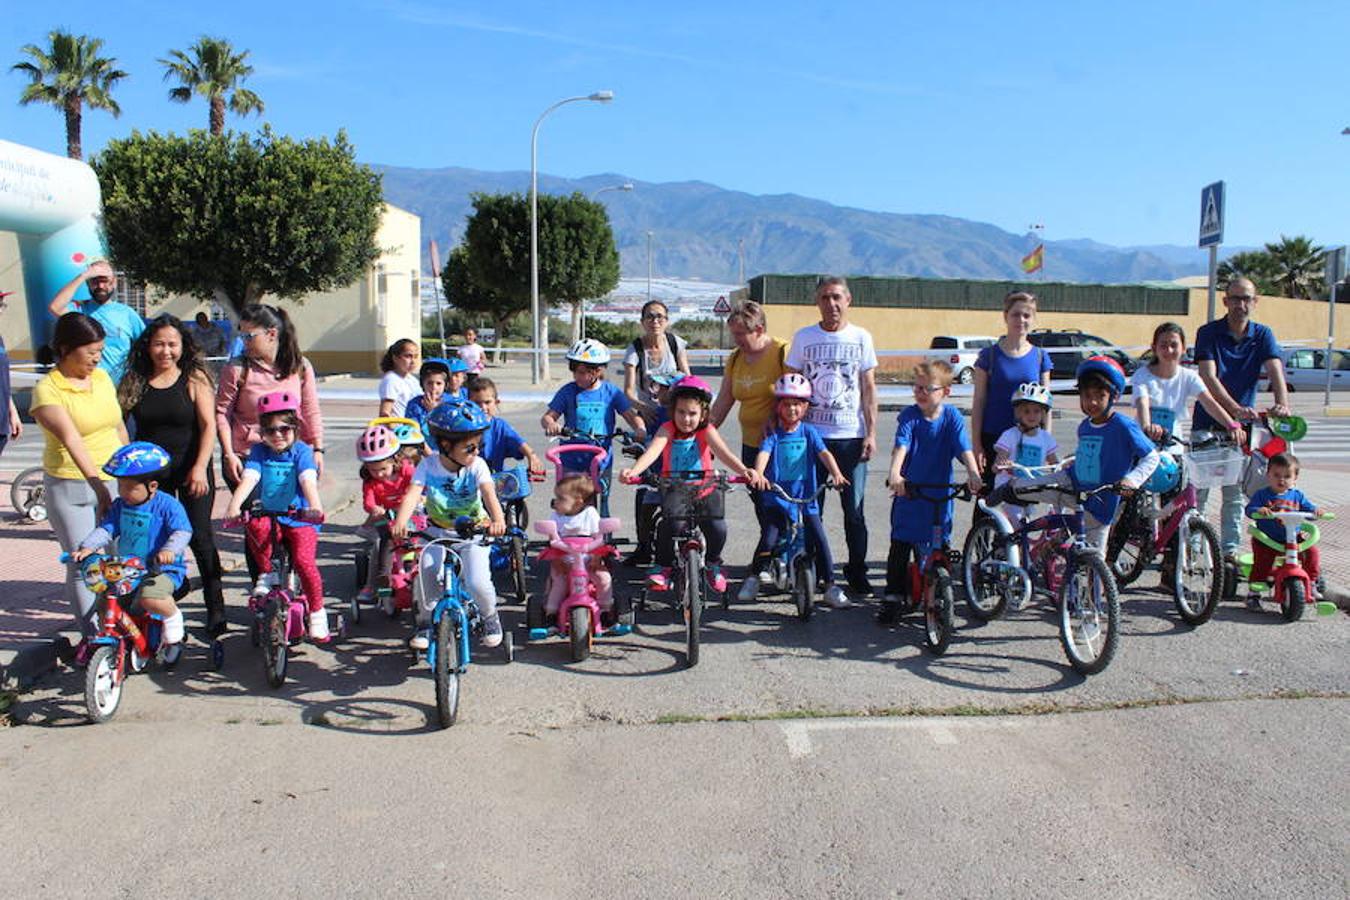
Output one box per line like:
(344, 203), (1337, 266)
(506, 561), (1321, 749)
(541, 340), (648, 514)
(1244, 451), (1322, 607)
(74, 442), (192, 648)
(470, 377), (545, 477)
(405, 358), (450, 434)
(223, 391), (329, 641)
(880, 361), (982, 625)
(745, 373), (850, 607)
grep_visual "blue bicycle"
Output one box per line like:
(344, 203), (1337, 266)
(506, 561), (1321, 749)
(417, 518), (515, 729)
(490, 463), (541, 606)
(762, 482), (834, 622)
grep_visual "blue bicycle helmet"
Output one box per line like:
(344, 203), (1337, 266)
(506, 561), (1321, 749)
(1142, 452), (1181, 494)
(448, 357), (470, 374)
(103, 441), (172, 479)
(1076, 355), (1127, 398)
(420, 357), (452, 381)
(426, 398), (489, 439)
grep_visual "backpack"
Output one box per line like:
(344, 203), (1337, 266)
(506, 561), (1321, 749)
(631, 333), (680, 386)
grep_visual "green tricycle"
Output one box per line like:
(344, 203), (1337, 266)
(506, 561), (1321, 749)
(1237, 509), (1338, 621)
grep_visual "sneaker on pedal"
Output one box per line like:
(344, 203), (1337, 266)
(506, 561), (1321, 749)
(307, 610), (331, 643)
(252, 572), (278, 597)
(72, 637), (93, 668)
(481, 614), (503, 648)
(356, 586), (376, 605)
(738, 577), (760, 603)
(823, 585), (851, 609)
(409, 629), (430, 651)
(706, 565), (728, 594)
(647, 566), (672, 591)
(757, 569), (773, 587)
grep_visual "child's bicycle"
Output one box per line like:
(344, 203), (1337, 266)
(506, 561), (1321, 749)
(527, 516), (627, 662)
(490, 463), (545, 605)
(963, 473), (1123, 675)
(624, 470), (743, 668)
(416, 517), (515, 729)
(59, 552), (204, 723)
(1105, 434), (1223, 626)
(890, 482), (973, 655)
(222, 503), (340, 689)
(10, 466), (47, 522)
(761, 482), (836, 622)
(1242, 509), (1338, 622)
(351, 510), (428, 624)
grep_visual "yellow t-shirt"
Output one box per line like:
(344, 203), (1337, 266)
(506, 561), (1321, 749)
(31, 368), (123, 480)
(725, 337), (788, 449)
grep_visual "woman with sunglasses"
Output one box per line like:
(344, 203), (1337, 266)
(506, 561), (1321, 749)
(215, 304), (325, 579)
(623, 300), (691, 431)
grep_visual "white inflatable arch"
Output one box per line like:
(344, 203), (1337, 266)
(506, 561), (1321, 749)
(0, 139), (106, 350)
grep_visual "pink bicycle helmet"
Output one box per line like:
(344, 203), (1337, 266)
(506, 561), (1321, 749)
(356, 425), (400, 463)
(256, 390), (300, 416)
(670, 375), (713, 404)
(773, 372), (812, 400)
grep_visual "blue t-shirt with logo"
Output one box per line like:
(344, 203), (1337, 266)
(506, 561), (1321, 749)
(891, 404), (971, 543)
(759, 422), (827, 515)
(975, 343), (1052, 438)
(77, 298), (144, 386)
(1071, 413), (1155, 523)
(1245, 486), (1316, 545)
(96, 491), (192, 588)
(481, 416), (526, 472)
(245, 441), (319, 530)
(548, 380), (632, 473)
(1192, 319), (1280, 430)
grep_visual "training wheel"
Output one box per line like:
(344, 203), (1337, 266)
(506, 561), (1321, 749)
(502, 630), (514, 664)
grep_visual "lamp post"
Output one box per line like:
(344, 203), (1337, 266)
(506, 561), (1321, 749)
(589, 182), (633, 201)
(646, 230), (654, 305)
(531, 90), (614, 384)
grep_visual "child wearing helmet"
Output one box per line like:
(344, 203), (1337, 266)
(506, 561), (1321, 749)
(73, 441), (192, 648)
(391, 399), (508, 649)
(991, 382), (1060, 527)
(542, 339), (648, 514)
(223, 390), (330, 641)
(355, 425), (415, 605)
(742, 373), (851, 606)
(621, 375), (767, 594)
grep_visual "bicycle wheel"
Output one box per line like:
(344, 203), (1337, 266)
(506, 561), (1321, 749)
(568, 605), (592, 662)
(509, 535), (528, 606)
(1173, 517), (1221, 626)
(1057, 551), (1121, 676)
(683, 547), (703, 668)
(1105, 496), (1150, 586)
(1280, 579), (1307, 623)
(793, 557), (815, 622)
(924, 568), (955, 656)
(263, 598), (288, 689)
(962, 520), (1007, 621)
(434, 612), (461, 728)
(84, 644), (123, 724)
(10, 467), (46, 521)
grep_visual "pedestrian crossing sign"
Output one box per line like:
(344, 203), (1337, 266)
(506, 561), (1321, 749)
(1198, 181), (1225, 248)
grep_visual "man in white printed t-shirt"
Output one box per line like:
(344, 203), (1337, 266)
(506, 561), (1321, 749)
(786, 276), (879, 602)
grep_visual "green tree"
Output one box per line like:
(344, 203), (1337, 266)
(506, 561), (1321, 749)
(441, 242), (529, 363)
(159, 37), (263, 136)
(1263, 234), (1325, 299)
(1217, 250), (1279, 295)
(11, 30), (127, 160)
(93, 127), (383, 315)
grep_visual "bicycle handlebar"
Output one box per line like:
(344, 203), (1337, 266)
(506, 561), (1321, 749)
(765, 481), (838, 504)
(888, 481), (976, 502)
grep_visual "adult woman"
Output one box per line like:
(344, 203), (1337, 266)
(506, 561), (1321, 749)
(623, 300), (691, 430)
(377, 338), (421, 417)
(215, 304), (324, 577)
(120, 315), (227, 637)
(710, 301), (788, 598)
(30, 312), (128, 641)
(970, 291), (1052, 492)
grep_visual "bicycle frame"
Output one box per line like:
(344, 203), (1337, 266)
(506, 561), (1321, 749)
(532, 518), (624, 641)
(978, 482), (1108, 602)
(421, 536), (476, 674)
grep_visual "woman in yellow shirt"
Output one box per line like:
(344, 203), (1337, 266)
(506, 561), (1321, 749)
(31, 312), (129, 643)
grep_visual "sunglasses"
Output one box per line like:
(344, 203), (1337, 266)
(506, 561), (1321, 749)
(453, 442), (481, 455)
(262, 424), (295, 436)
(913, 384), (945, 395)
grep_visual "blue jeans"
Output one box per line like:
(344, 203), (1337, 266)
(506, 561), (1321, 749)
(1192, 429), (1246, 556)
(820, 438), (868, 580)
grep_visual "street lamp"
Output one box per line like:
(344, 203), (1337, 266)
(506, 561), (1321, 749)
(589, 182), (633, 201)
(531, 90), (614, 384)
(646, 230), (654, 305)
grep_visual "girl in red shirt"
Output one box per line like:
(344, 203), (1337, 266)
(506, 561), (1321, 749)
(356, 424), (415, 604)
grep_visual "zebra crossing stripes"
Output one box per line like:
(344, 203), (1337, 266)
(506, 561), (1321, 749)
(1280, 420), (1350, 466)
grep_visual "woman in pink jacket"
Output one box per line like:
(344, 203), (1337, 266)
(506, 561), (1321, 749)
(215, 304), (325, 578)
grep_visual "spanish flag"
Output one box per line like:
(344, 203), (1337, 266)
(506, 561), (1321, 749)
(1021, 244), (1044, 274)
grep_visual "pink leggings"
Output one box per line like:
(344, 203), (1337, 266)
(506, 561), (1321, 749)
(247, 519), (325, 612)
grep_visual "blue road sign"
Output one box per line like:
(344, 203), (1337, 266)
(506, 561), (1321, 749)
(1199, 181), (1225, 248)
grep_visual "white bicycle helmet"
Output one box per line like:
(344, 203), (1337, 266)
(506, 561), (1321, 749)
(773, 372), (813, 400)
(566, 338), (611, 366)
(1010, 382), (1053, 410)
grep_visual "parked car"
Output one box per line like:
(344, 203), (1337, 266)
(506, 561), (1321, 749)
(1273, 346), (1350, 392)
(1136, 347), (1197, 368)
(1027, 328), (1139, 381)
(929, 335), (996, 384)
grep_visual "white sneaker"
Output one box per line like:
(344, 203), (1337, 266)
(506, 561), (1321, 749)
(757, 569), (773, 587)
(307, 610), (331, 642)
(409, 629), (430, 651)
(481, 614), (503, 648)
(824, 585), (851, 609)
(252, 573), (278, 597)
(738, 578), (760, 603)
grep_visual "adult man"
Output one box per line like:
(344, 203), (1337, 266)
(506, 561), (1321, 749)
(48, 259), (144, 385)
(786, 276), (879, 603)
(192, 311), (228, 376)
(1193, 277), (1290, 560)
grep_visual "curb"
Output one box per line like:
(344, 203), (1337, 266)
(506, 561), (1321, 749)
(0, 628), (71, 690)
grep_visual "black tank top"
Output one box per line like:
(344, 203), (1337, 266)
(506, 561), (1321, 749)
(130, 371), (200, 482)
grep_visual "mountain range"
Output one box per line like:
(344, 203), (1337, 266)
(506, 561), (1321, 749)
(374, 164), (1222, 286)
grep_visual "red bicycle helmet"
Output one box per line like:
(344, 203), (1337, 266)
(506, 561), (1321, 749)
(670, 375), (713, 404)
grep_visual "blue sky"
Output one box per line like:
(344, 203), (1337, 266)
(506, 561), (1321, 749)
(4, 0), (1348, 249)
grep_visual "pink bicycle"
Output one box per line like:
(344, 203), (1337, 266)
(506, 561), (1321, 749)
(527, 517), (626, 662)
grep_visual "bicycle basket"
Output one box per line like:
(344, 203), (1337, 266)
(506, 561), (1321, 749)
(493, 464), (532, 501)
(660, 478), (725, 521)
(1184, 447), (1245, 489)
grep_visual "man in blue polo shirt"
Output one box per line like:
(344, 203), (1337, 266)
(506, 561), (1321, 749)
(48, 259), (145, 385)
(1193, 277), (1290, 558)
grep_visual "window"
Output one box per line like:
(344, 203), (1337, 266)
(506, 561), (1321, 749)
(410, 270), (420, 300)
(1289, 350), (1314, 370)
(930, 337), (957, 349)
(115, 272), (150, 316)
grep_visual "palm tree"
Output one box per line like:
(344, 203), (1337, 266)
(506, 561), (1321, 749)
(11, 31), (127, 160)
(1263, 235), (1325, 299)
(159, 37), (264, 136)
(1217, 250), (1279, 295)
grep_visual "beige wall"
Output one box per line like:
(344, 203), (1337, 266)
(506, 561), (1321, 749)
(763, 287), (1347, 373)
(0, 202), (422, 373)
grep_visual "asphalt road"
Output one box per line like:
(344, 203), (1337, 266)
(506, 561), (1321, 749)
(5, 394), (1347, 897)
